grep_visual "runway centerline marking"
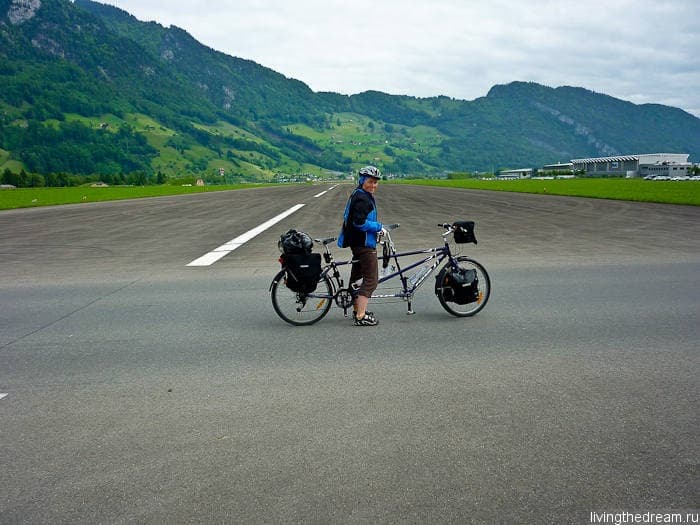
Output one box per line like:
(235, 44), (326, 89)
(187, 203), (306, 266)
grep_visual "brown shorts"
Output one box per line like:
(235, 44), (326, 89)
(350, 246), (378, 298)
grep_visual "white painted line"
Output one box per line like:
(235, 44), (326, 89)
(314, 184), (340, 197)
(0, 393), (7, 400)
(187, 251), (230, 266)
(187, 204), (306, 266)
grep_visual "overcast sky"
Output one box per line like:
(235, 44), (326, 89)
(99, 0), (700, 118)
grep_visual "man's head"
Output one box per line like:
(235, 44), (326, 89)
(358, 166), (381, 191)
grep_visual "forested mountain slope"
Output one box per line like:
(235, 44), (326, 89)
(1, 0), (697, 184)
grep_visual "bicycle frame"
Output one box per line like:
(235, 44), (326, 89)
(381, 246), (446, 286)
(316, 228), (458, 315)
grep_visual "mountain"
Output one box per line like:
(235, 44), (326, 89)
(1, 0), (698, 185)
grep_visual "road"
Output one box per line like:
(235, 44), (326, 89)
(1, 184), (698, 524)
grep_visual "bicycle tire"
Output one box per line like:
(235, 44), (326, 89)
(270, 270), (333, 326)
(436, 257), (491, 317)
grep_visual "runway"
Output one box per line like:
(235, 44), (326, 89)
(1, 184), (698, 523)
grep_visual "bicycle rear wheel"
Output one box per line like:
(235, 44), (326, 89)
(270, 270), (333, 326)
(436, 257), (491, 317)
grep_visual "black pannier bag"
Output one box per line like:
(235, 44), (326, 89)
(435, 266), (479, 304)
(453, 221), (477, 244)
(450, 267), (479, 304)
(434, 267), (455, 302)
(279, 229), (313, 255)
(283, 253), (322, 294)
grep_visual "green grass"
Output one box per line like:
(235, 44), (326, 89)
(2, 177), (698, 211)
(0, 148), (25, 173)
(0, 184), (271, 210)
(395, 178), (700, 206)
(288, 113), (445, 168)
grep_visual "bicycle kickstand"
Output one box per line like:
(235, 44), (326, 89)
(407, 298), (416, 315)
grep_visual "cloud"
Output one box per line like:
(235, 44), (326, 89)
(99, 0), (700, 117)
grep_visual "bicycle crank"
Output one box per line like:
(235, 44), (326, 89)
(334, 288), (355, 314)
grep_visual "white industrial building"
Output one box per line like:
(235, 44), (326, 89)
(571, 153), (690, 178)
(498, 168), (533, 179)
(542, 162), (574, 172)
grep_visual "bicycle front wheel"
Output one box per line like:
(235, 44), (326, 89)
(270, 270), (333, 326)
(436, 257), (491, 317)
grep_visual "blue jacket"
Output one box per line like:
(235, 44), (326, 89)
(338, 188), (382, 249)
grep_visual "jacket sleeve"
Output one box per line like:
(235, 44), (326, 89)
(351, 196), (382, 233)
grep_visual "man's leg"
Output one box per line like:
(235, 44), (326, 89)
(355, 294), (370, 319)
(353, 247), (378, 324)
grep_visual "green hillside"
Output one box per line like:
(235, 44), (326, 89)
(1, 0), (698, 186)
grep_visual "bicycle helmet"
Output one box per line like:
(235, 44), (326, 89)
(279, 229), (313, 255)
(358, 165), (381, 185)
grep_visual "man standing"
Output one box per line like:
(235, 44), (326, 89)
(338, 166), (385, 326)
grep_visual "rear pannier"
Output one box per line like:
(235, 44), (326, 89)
(278, 229), (314, 255)
(283, 253), (322, 294)
(278, 229), (321, 293)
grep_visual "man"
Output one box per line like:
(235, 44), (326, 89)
(338, 166), (386, 326)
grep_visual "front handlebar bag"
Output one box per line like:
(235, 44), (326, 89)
(453, 221), (477, 244)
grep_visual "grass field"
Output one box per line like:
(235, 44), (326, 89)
(1, 178), (698, 211)
(395, 178), (700, 206)
(0, 184), (270, 210)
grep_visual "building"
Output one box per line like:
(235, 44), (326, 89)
(571, 153), (690, 177)
(638, 162), (692, 179)
(541, 162), (574, 173)
(497, 168), (533, 179)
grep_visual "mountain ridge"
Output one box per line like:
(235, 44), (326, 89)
(1, 0), (698, 184)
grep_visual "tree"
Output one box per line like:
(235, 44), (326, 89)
(1, 168), (17, 186)
(27, 172), (45, 187)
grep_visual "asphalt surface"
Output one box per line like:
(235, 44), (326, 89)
(0, 184), (698, 524)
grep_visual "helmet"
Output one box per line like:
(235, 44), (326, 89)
(359, 166), (381, 178)
(279, 229), (313, 255)
(358, 165), (381, 185)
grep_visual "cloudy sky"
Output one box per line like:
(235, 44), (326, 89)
(100, 0), (700, 117)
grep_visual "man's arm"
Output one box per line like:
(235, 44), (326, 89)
(351, 196), (382, 232)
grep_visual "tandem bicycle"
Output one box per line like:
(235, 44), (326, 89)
(270, 221), (491, 326)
